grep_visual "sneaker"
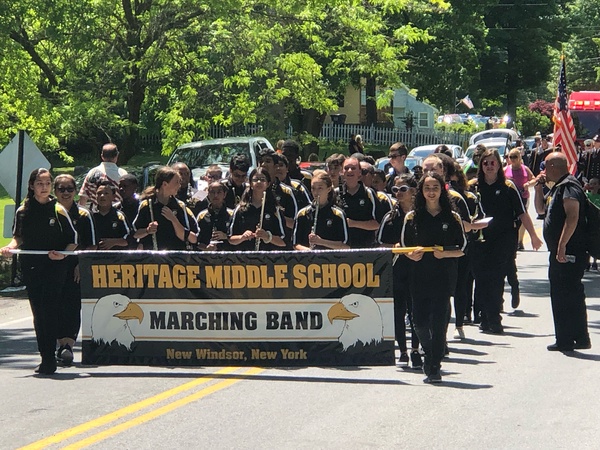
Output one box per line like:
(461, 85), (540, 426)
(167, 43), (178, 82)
(454, 327), (465, 340)
(410, 350), (423, 370)
(398, 353), (409, 365)
(36, 358), (57, 376)
(424, 372), (442, 384)
(57, 344), (74, 366)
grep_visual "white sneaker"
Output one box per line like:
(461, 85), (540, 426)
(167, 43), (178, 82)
(454, 327), (465, 340)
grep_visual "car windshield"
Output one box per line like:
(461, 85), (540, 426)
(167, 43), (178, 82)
(410, 149), (434, 158)
(169, 143), (251, 167)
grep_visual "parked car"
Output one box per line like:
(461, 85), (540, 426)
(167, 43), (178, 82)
(408, 144), (465, 165)
(469, 129), (519, 146)
(166, 136), (274, 186)
(375, 155), (424, 175)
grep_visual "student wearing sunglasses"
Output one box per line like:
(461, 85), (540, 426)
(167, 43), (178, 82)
(377, 174), (421, 369)
(53, 174), (97, 367)
(473, 149), (543, 334)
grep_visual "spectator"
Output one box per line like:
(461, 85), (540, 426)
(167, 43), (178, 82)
(78, 143), (127, 208)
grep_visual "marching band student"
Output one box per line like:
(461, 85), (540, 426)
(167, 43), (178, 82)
(196, 181), (233, 251)
(229, 167), (286, 251)
(336, 157), (380, 248)
(1, 169), (78, 375)
(400, 172), (467, 383)
(261, 150), (298, 233)
(472, 149), (543, 334)
(326, 153), (345, 189)
(93, 181), (132, 250)
(377, 174), (421, 369)
(133, 166), (198, 250)
(53, 174), (96, 366)
(223, 154), (250, 209)
(117, 174), (140, 227)
(293, 170), (349, 251)
(275, 153), (312, 210)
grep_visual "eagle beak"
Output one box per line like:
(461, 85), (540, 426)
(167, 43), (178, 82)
(114, 302), (144, 324)
(327, 302), (359, 324)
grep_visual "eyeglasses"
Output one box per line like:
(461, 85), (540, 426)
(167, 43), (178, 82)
(391, 185), (410, 194)
(56, 186), (75, 193)
(508, 155), (518, 160)
(388, 154), (401, 159)
(482, 160), (497, 166)
(252, 177), (268, 183)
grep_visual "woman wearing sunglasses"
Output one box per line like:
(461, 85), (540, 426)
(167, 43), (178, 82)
(504, 149), (535, 250)
(293, 170), (349, 251)
(1, 169), (78, 375)
(377, 174), (422, 369)
(229, 167), (286, 251)
(473, 149), (543, 334)
(53, 174), (97, 367)
(400, 172), (466, 383)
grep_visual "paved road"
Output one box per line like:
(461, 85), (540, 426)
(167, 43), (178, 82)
(1, 245), (599, 449)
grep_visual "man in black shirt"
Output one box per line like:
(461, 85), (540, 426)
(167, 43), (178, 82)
(534, 152), (591, 352)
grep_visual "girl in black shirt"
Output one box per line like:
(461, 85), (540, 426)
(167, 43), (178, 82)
(1, 169), (77, 375)
(401, 172), (466, 383)
(229, 168), (286, 251)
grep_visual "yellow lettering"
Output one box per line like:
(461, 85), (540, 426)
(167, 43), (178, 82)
(91, 265), (106, 288)
(322, 263), (336, 288)
(157, 264), (173, 288)
(307, 264), (320, 288)
(366, 263), (380, 287)
(205, 266), (223, 289)
(143, 265), (159, 288)
(293, 264), (307, 289)
(187, 266), (200, 288)
(106, 265), (121, 288)
(121, 265), (135, 288)
(274, 265), (288, 288)
(246, 266), (260, 288)
(172, 264), (186, 289)
(352, 263), (366, 288)
(338, 263), (351, 288)
(260, 265), (274, 288)
(232, 265), (245, 289)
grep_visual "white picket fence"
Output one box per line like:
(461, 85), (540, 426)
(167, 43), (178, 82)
(140, 123), (471, 150)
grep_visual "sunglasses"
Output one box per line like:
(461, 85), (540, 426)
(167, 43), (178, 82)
(361, 169), (373, 176)
(56, 186), (75, 193)
(388, 154), (401, 159)
(508, 155), (518, 160)
(391, 185), (410, 194)
(482, 160), (497, 166)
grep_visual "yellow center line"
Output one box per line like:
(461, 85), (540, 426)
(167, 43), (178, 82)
(63, 367), (265, 450)
(19, 366), (240, 450)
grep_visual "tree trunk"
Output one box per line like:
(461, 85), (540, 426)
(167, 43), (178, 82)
(290, 108), (326, 160)
(119, 66), (146, 164)
(366, 77), (377, 126)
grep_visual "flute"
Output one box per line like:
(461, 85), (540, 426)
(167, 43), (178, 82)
(310, 199), (319, 250)
(148, 198), (159, 251)
(255, 191), (267, 251)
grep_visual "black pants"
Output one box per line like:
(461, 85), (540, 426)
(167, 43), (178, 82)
(412, 294), (449, 375)
(22, 258), (68, 361)
(392, 262), (419, 353)
(549, 252), (590, 347)
(454, 250), (472, 327)
(59, 262), (81, 342)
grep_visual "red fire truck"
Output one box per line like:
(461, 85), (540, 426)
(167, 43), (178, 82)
(568, 91), (600, 142)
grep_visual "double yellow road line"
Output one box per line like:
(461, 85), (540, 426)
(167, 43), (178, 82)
(20, 366), (264, 449)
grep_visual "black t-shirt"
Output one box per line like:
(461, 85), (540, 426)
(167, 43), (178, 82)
(229, 203), (286, 251)
(478, 178), (525, 241)
(196, 206), (233, 250)
(336, 183), (378, 248)
(543, 174), (587, 254)
(222, 178), (246, 210)
(93, 208), (132, 247)
(401, 209), (466, 298)
(293, 202), (348, 248)
(66, 202), (96, 248)
(133, 196), (198, 250)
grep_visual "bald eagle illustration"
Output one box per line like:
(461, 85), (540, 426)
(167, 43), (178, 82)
(91, 294), (144, 351)
(327, 294), (384, 351)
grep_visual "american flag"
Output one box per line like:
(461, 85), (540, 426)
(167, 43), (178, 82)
(552, 56), (578, 174)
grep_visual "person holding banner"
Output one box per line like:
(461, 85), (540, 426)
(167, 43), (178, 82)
(293, 170), (349, 251)
(53, 174), (97, 366)
(400, 172), (467, 383)
(1, 168), (78, 375)
(229, 167), (286, 251)
(377, 174), (421, 369)
(133, 166), (198, 250)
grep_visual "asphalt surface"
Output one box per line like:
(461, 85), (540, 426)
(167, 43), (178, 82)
(1, 244), (600, 449)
